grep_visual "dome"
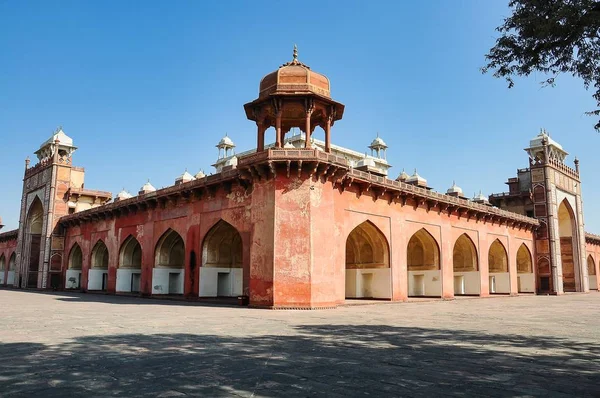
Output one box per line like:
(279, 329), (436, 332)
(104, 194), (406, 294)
(472, 190), (488, 203)
(116, 189), (133, 201)
(258, 45), (331, 99)
(370, 134), (387, 148)
(283, 141), (295, 149)
(406, 169), (427, 186)
(396, 169), (410, 182)
(529, 129), (564, 151)
(140, 180), (156, 194)
(39, 127), (74, 149)
(175, 170), (195, 184)
(195, 169), (206, 179)
(217, 134), (235, 148)
(447, 181), (463, 195)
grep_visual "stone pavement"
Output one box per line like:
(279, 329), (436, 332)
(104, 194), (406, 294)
(0, 290), (599, 397)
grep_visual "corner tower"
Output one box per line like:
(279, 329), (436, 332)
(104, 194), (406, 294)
(244, 46), (345, 153)
(490, 129), (588, 294)
(15, 128), (111, 289)
(527, 130), (587, 294)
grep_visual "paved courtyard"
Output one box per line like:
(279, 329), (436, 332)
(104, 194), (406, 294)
(0, 290), (599, 397)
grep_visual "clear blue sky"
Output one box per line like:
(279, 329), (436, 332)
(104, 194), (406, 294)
(1, 1), (598, 232)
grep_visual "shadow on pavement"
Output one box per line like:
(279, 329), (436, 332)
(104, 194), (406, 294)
(1, 324), (598, 397)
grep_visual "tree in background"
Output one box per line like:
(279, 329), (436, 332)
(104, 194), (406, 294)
(482, 0), (600, 131)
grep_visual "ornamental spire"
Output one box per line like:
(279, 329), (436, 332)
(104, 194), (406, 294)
(293, 44), (298, 61)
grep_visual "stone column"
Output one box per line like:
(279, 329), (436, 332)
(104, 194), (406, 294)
(275, 112), (282, 148)
(325, 115), (332, 153)
(256, 122), (267, 152)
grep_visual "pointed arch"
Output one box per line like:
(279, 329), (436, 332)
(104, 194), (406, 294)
(558, 199), (576, 237)
(587, 255), (596, 276)
(407, 228), (440, 270)
(517, 244), (533, 273)
(345, 220), (391, 299)
(8, 252), (15, 270)
(488, 239), (508, 273)
(558, 199), (578, 292)
(345, 221), (389, 269)
(202, 220), (243, 268)
(453, 234), (478, 272)
(68, 244), (83, 270)
(154, 229), (185, 268)
(91, 240), (109, 269)
(27, 197), (44, 235)
(119, 235), (142, 269)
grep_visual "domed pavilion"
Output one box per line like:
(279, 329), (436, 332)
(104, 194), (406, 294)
(244, 46), (344, 153)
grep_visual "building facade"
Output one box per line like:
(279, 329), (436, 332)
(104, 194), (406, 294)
(1, 49), (598, 308)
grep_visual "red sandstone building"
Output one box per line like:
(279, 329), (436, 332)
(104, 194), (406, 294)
(1, 49), (598, 308)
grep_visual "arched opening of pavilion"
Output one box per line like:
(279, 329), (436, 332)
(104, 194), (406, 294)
(453, 234), (480, 295)
(117, 235), (142, 293)
(0, 254), (5, 285)
(488, 239), (510, 294)
(88, 240), (109, 291)
(66, 244), (82, 289)
(200, 220), (243, 297)
(558, 199), (579, 292)
(345, 221), (391, 299)
(7, 252), (16, 285)
(25, 197), (44, 288)
(516, 244), (535, 293)
(153, 229), (185, 295)
(587, 255), (597, 290)
(407, 229), (441, 297)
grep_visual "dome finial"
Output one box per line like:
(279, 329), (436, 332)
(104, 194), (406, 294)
(293, 44), (298, 61)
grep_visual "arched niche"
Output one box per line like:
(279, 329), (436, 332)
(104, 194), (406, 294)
(587, 255), (596, 276)
(345, 221), (391, 299)
(345, 221), (389, 269)
(202, 220), (243, 268)
(9, 253), (15, 270)
(453, 234), (478, 272)
(154, 229), (185, 268)
(91, 240), (109, 269)
(407, 229), (440, 271)
(119, 235), (142, 269)
(488, 240), (508, 273)
(199, 220), (244, 298)
(68, 244), (83, 270)
(517, 244), (533, 274)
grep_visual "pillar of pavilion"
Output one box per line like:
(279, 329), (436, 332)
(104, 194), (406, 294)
(244, 46), (345, 153)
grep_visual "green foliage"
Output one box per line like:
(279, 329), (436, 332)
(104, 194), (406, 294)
(482, 0), (600, 131)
